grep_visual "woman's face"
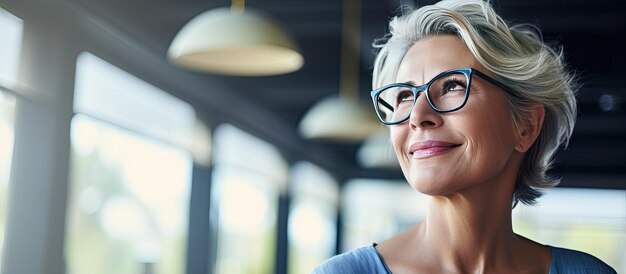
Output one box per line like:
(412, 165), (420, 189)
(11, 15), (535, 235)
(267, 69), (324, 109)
(390, 35), (520, 196)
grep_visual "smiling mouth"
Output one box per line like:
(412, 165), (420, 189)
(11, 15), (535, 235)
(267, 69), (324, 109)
(409, 141), (461, 159)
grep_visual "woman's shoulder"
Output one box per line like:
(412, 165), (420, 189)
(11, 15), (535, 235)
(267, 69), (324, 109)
(311, 244), (390, 274)
(549, 246), (617, 274)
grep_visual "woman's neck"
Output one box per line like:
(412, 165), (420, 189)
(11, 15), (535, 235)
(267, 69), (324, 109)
(419, 187), (520, 272)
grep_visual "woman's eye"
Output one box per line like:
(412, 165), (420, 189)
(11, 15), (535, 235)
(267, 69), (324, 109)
(442, 80), (466, 94)
(396, 90), (414, 105)
(446, 83), (462, 91)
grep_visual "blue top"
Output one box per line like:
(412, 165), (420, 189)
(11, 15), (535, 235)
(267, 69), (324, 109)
(312, 244), (617, 274)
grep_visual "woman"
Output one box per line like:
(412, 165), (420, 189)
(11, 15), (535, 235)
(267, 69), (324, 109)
(313, 0), (616, 273)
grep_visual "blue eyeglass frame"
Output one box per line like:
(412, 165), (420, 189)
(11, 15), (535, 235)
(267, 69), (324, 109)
(370, 68), (513, 125)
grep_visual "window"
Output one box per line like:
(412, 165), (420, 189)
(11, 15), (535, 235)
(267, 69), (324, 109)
(513, 188), (625, 273)
(211, 124), (288, 274)
(66, 52), (208, 274)
(0, 6), (22, 270)
(341, 179), (430, 252)
(0, 91), (16, 270)
(67, 115), (192, 274)
(0, 7), (22, 89)
(288, 161), (338, 274)
(73, 52), (210, 162)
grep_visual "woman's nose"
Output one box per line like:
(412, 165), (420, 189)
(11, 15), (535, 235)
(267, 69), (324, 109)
(408, 92), (444, 130)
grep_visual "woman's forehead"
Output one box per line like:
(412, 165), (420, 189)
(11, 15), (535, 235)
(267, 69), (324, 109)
(396, 35), (481, 84)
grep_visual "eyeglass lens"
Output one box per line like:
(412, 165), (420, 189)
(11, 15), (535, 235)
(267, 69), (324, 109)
(375, 72), (469, 123)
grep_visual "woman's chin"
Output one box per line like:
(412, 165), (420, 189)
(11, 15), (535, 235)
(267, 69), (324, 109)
(407, 178), (455, 197)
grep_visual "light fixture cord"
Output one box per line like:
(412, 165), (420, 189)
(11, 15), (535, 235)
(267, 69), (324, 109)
(339, 0), (361, 100)
(231, 0), (245, 14)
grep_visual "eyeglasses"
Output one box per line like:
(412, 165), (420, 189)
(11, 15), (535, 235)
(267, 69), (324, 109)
(370, 68), (513, 125)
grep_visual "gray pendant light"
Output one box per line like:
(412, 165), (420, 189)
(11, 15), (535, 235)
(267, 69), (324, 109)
(298, 0), (379, 142)
(168, 0), (303, 76)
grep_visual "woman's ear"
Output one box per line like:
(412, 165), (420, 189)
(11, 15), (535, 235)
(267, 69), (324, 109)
(515, 104), (545, 153)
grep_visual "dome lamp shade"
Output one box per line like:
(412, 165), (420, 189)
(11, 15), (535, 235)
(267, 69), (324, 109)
(168, 7), (303, 76)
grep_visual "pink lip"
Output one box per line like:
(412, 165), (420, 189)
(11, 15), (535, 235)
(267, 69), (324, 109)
(409, 141), (460, 159)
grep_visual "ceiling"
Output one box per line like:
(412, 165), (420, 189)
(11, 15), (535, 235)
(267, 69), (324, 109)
(61, 0), (626, 188)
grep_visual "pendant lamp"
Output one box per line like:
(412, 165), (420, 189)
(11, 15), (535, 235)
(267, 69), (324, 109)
(298, 0), (379, 142)
(168, 0), (303, 76)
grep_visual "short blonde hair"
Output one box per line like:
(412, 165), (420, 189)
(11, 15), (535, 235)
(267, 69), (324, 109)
(372, 0), (577, 206)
